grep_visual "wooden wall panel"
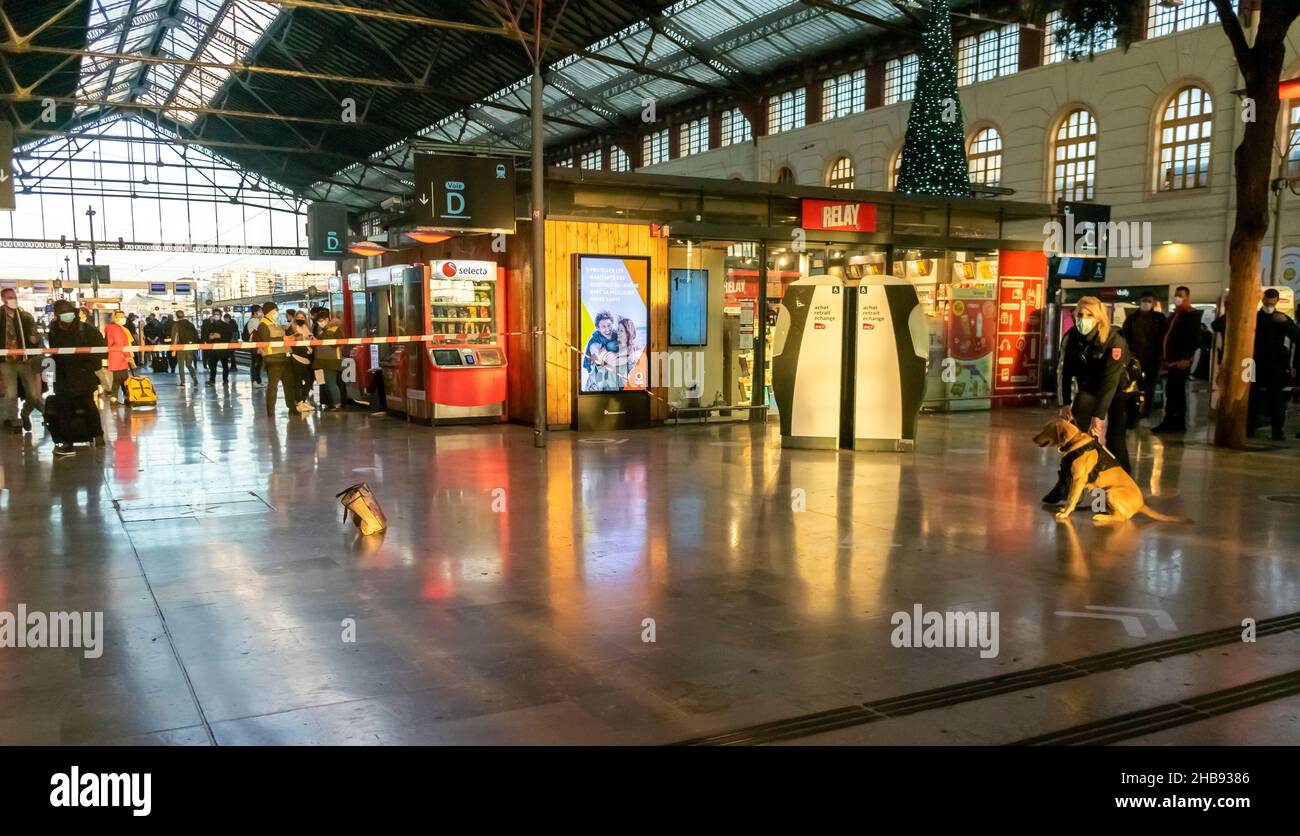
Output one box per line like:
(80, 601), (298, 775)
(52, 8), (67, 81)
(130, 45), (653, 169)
(510, 219), (668, 427)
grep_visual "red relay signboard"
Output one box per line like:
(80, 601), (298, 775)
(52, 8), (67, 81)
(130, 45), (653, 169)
(801, 199), (877, 232)
(993, 250), (1047, 394)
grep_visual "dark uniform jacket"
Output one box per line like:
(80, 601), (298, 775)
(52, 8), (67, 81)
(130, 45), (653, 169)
(1121, 309), (1166, 372)
(0, 307), (44, 372)
(1163, 307), (1202, 365)
(1254, 309), (1300, 380)
(1060, 325), (1133, 418)
(171, 318), (199, 346)
(46, 320), (106, 395)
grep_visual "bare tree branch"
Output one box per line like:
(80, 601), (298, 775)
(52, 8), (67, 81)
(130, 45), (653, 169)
(1210, 0), (1250, 65)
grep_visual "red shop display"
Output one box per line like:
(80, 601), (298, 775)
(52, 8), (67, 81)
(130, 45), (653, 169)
(993, 250), (1048, 394)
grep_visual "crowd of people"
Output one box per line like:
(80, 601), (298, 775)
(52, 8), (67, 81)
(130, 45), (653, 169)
(0, 299), (352, 458)
(1047, 286), (1300, 503)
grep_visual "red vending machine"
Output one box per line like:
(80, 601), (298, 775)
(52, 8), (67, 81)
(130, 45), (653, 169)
(424, 259), (507, 423)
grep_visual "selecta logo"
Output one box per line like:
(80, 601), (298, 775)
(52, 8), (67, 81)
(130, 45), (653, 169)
(436, 260), (494, 279)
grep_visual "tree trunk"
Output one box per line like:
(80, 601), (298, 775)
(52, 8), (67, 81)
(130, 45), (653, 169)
(1213, 12), (1290, 448)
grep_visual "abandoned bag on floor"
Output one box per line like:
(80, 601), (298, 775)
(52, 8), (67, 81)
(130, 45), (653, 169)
(336, 482), (387, 535)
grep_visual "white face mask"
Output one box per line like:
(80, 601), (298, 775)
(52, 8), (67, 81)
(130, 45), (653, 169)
(1174, 295), (1187, 307)
(3, 298), (16, 309)
(1077, 317), (1097, 335)
(1263, 305), (1276, 314)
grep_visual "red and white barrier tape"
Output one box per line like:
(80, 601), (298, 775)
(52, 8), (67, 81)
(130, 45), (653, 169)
(1, 330), (531, 357)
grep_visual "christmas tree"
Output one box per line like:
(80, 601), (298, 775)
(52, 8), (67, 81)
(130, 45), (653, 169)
(895, 0), (971, 197)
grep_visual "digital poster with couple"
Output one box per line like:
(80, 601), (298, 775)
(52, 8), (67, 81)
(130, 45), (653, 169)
(578, 256), (650, 393)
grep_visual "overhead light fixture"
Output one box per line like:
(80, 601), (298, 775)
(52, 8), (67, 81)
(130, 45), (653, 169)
(406, 229), (452, 245)
(1161, 239), (1175, 245)
(348, 241), (390, 257)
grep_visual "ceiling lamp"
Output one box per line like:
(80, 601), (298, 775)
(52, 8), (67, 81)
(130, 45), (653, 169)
(348, 240), (390, 257)
(406, 229), (452, 245)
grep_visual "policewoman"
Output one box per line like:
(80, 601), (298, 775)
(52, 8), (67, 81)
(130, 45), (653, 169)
(1045, 296), (1136, 504)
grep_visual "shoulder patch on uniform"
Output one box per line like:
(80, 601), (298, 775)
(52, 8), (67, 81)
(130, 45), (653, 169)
(1112, 347), (1122, 360)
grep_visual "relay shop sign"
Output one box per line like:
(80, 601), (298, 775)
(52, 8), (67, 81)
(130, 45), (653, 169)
(801, 199), (877, 233)
(414, 153), (516, 233)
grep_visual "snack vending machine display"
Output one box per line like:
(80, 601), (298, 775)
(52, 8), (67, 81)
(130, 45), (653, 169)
(425, 260), (507, 423)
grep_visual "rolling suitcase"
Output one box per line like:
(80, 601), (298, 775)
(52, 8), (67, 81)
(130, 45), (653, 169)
(44, 392), (100, 445)
(123, 375), (157, 407)
(151, 351), (168, 373)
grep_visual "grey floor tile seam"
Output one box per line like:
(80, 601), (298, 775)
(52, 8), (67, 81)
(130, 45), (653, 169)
(106, 472), (219, 747)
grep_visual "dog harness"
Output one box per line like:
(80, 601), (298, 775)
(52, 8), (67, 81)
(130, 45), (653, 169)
(1060, 439), (1120, 483)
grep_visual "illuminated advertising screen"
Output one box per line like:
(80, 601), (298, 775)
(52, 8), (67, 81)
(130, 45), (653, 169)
(577, 255), (649, 393)
(669, 268), (707, 346)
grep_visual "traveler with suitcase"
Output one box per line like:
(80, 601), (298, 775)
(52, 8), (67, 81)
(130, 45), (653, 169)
(45, 299), (106, 457)
(105, 310), (135, 405)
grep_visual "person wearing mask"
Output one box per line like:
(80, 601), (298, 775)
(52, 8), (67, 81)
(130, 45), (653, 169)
(313, 311), (345, 410)
(1152, 286), (1202, 434)
(1249, 288), (1300, 440)
(288, 311), (315, 412)
(171, 310), (200, 386)
(1121, 292), (1166, 419)
(0, 288), (45, 433)
(254, 302), (295, 417)
(203, 308), (234, 386)
(243, 304), (265, 387)
(1044, 296), (1135, 504)
(104, 310), (135, 404)
(46, 299), (106, 456)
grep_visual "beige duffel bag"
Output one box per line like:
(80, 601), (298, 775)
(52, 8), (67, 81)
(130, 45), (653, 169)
(336, 482), (387, 535)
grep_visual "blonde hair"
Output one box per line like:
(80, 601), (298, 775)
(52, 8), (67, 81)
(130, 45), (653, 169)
(1075, 296), (1111, 342)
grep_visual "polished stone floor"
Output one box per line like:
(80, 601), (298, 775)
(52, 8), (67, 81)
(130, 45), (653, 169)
(1, 372), (1298, 745)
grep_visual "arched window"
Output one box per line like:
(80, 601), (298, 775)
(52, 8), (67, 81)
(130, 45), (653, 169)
(826, 156), (854, 189)
(775, 166), (795, 185)
(967, 127), (1002, 188)
(1053, 109), (1097, 201)
(1287, 98), (1300, 179)
(889, 148), (903, 190)
(1157, 85), (1212, 191)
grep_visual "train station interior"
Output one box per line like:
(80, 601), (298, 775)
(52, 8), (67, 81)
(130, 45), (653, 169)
(1, 0), (1299, 750)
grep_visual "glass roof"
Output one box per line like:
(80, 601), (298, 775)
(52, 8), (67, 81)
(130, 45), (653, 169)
(76, 0), (280, 124)
(311, 0), (922, 209)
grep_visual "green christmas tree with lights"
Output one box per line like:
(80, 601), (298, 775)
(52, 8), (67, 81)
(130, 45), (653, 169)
(895, 0), (971, 197)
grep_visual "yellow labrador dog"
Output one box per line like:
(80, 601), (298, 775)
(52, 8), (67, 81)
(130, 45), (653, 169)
(1033, 418), (1192, 524)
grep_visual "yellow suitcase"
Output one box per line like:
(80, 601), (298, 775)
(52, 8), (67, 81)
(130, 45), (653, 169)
(124, 375), (157, 407)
